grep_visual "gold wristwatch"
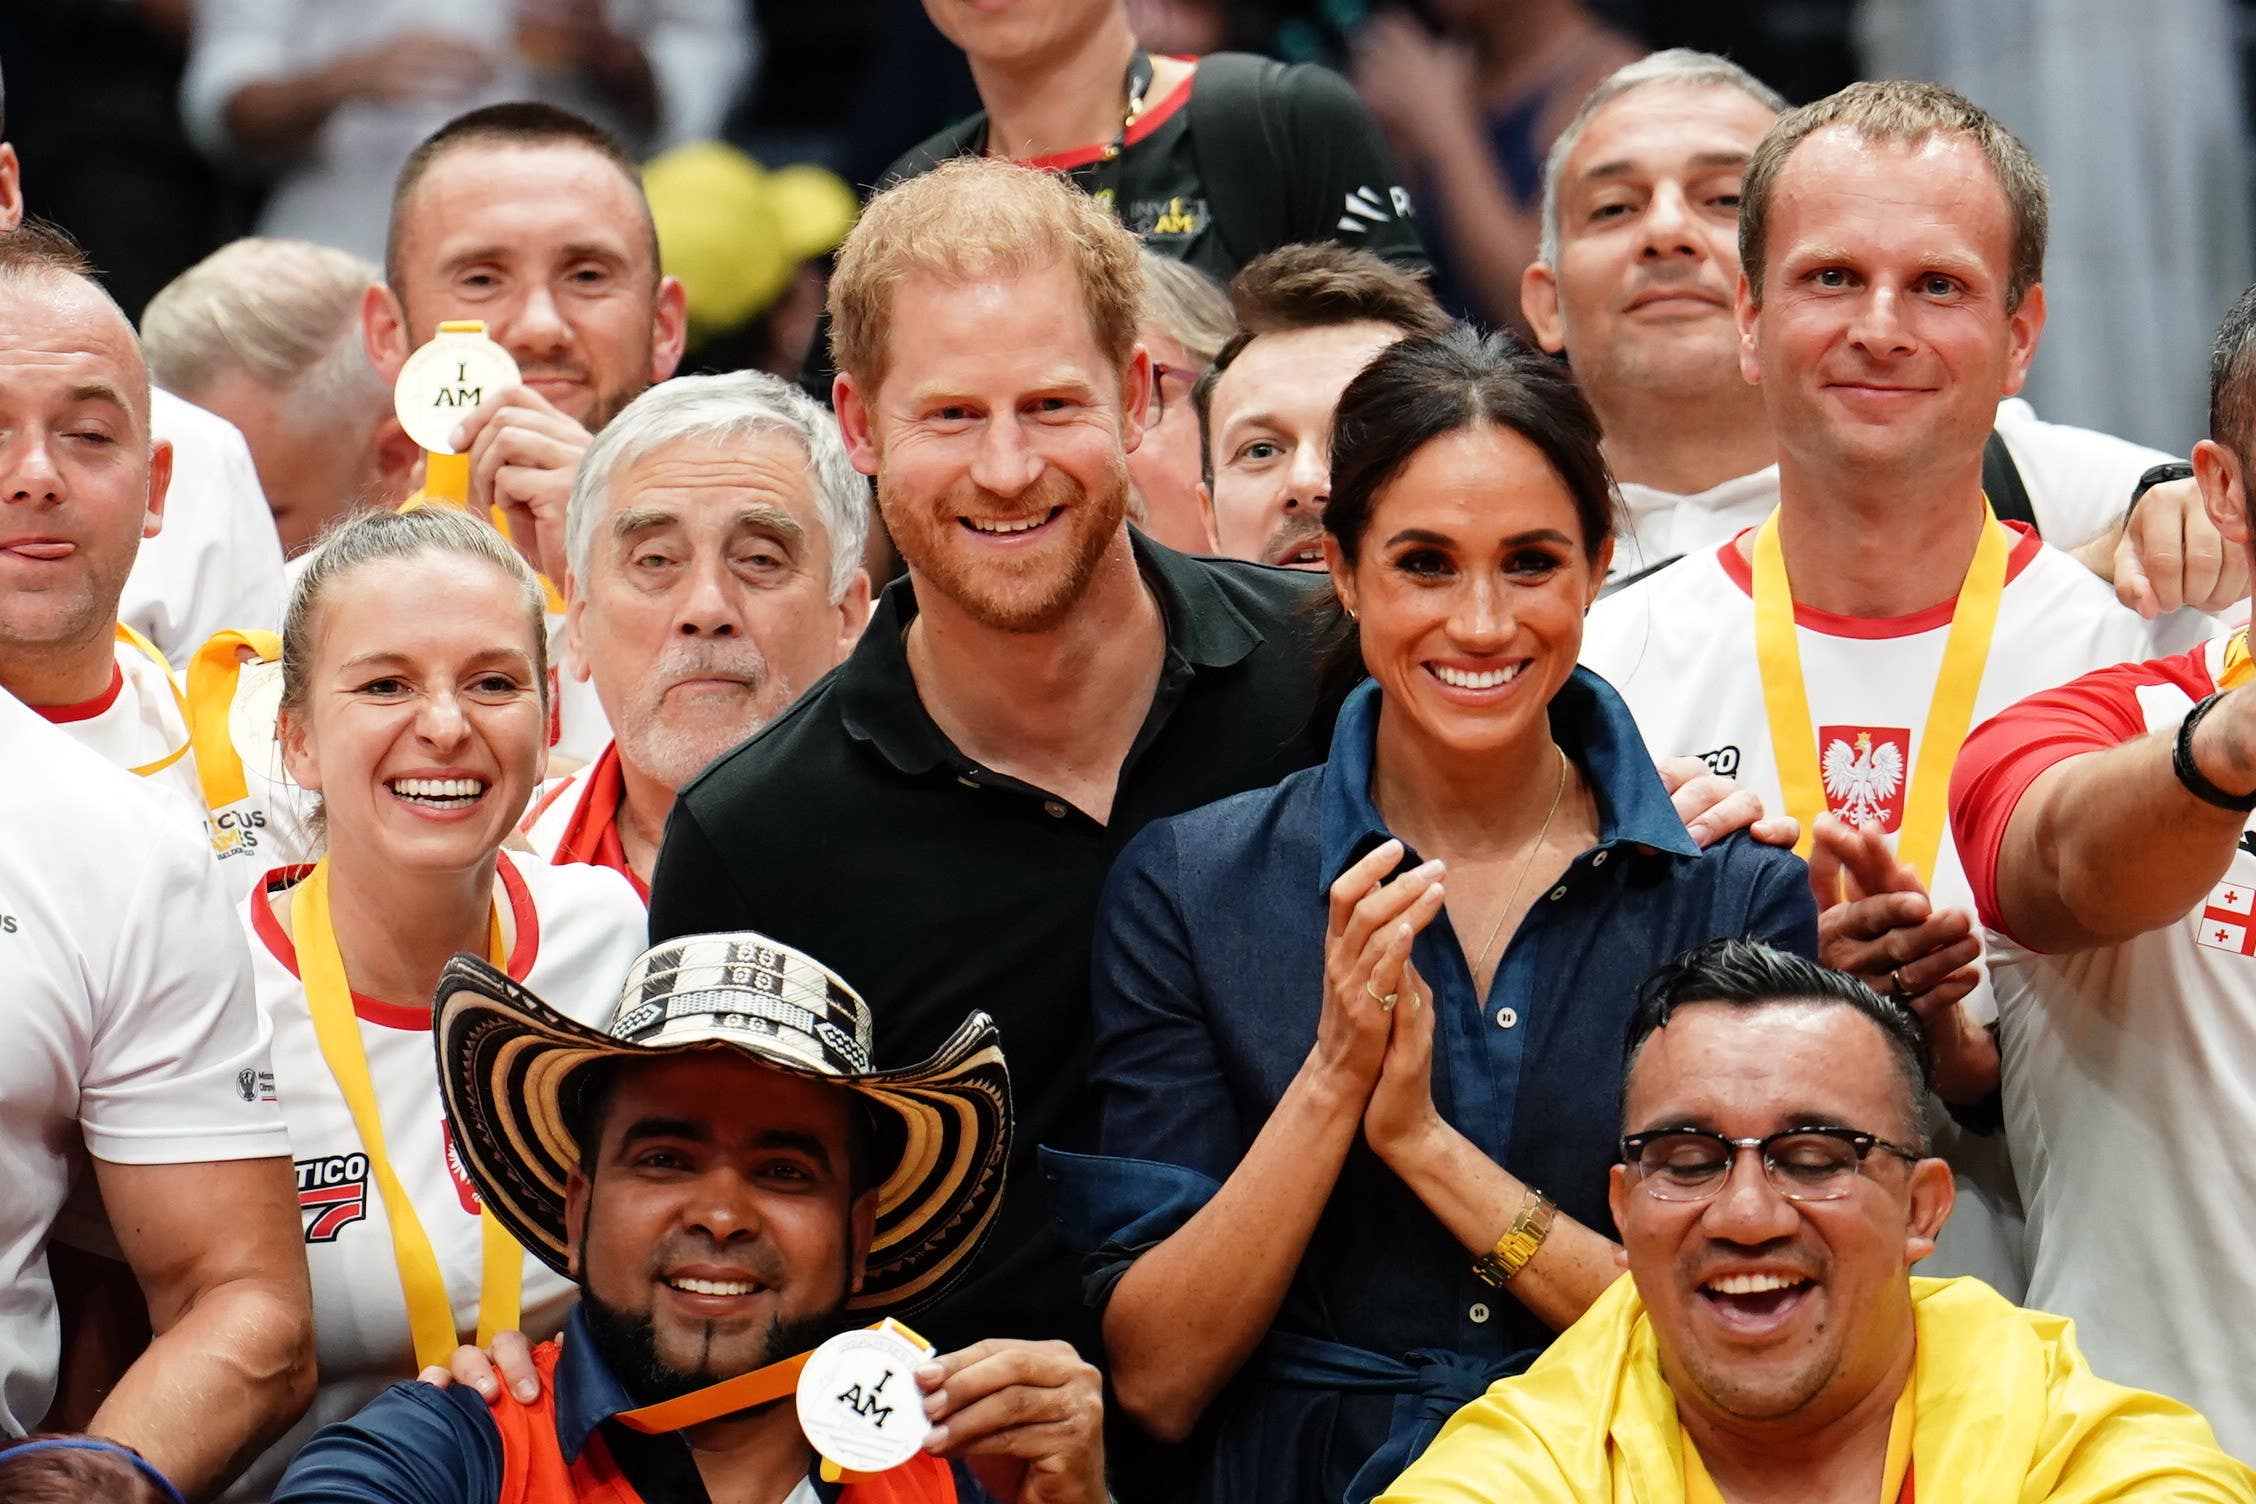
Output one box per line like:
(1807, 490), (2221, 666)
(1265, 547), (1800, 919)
(1473, 1187), (1557, 1288)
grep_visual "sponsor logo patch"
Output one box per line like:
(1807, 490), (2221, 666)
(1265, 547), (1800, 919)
(297, 1152), (369, 1243)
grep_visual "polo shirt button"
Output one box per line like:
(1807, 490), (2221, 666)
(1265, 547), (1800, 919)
(1591, 851), (1607, 867)
(1469, 1302), (1491, 1324)
(1549, 885), (1567, 901)
(1496, 1006), (1518, 1030)
(1043, 800), (1068, 818)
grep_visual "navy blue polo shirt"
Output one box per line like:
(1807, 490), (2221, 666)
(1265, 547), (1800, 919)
(269, 1306), (993, 1503)
(1049, 671), (1817, 1503)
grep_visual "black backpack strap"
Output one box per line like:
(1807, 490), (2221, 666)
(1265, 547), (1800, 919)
(1983, 428), (2038, 534)
(1183, 53), (1296, 272)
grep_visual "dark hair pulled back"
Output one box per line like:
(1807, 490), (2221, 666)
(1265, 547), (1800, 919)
(1313, 325), (1617, 700)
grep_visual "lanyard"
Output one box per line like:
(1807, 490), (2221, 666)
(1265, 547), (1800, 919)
(112, 624), (195, 778)
(290, 859), (523, 1370)
(1683, 1376), (1915, 1504)
(1754, 505), (2009, 885)
(184, 628), (282, 809)
(2219, 628), (2255, 692)
(613, 1318), (931, 1486)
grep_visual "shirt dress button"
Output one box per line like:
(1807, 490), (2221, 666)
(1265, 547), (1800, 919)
(1469, 1302), (1491, 1324)
(1549, 885), (1567, 901)
(1043, 800), (1069, 818)
(1496, 1006), (1518, 1030)
(1591, 851), (1607, 867)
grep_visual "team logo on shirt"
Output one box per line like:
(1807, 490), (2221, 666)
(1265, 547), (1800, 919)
(442, 1120), (484, 1215)
(1335, 184), (1413, 234)
(1124, 195), (1210, 241)
(235, 1068), (277, 1103)
(1818, 726), (1909, 832)
(2195, 879), (2256, 957)
(297, 1153), (370, 1243)
(206, 805), (269, 862)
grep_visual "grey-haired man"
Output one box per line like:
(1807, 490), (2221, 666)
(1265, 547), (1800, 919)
(519, 372), (872, 894)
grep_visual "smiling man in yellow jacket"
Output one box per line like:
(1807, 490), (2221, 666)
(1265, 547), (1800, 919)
(1380, 939), (2254, 1504)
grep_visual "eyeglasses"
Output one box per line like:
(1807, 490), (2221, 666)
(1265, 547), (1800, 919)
(1142, 362), (1199, 426)
(1618, 1126), (1923, 1203)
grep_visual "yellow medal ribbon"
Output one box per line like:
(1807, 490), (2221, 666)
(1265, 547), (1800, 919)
(291, 859), (524, 1369)
(112, 624), (195, 778)
(184, 629), (282, 811)
(2218, 627), (2255, 693)
(1683, 1374), (1915, 1504)
(400, 480), (568, 615)
(1754, 503), (2010, 885)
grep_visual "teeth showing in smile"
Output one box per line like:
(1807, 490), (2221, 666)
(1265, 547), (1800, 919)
(965, 512), (1051, 535)
(1431, 663), (1523, 690)
(667, 1276), (760, 1297)
(1703, 1272), (1808, 1295)
(387, 777), (486, 806)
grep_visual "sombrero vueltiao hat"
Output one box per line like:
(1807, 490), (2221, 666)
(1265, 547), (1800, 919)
(434, 931), (1011, 1314)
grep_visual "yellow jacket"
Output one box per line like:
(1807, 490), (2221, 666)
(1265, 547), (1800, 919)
(1378, 1275), (2254, 1503)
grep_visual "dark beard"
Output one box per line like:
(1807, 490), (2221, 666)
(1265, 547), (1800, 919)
(578, 1285), (847, 1409)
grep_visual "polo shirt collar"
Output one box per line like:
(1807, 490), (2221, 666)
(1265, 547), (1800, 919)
(552, 1305), (641, 1463)
(1316, 668), (1700, 886)
(836, 530), (1265, 776)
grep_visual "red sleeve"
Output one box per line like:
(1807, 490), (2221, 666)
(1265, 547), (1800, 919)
(1950, 645), (2218, 944)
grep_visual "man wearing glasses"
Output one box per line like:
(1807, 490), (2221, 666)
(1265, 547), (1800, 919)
(1377, 939), (2254, 1502)
(1190, 242), (1447, 570)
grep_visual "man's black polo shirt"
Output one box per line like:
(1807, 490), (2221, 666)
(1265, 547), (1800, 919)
(648, 535), (1336, 1355)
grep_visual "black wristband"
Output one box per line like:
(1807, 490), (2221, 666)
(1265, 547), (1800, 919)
(2128, 461), (2195, 525)
(2173, 691), (2256, 811)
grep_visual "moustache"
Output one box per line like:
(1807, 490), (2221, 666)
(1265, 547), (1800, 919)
(1262, 512), (1328, 563)
(648, 1231), (790, 1287)
(649, 641), (770, 692)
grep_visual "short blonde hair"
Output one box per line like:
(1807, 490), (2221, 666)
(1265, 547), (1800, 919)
(1740, 79), (2047, 313)
(827, 157), (1144, 393)
(142, 238), (382, 420)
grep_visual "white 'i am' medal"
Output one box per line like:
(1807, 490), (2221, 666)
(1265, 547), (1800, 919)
(393, 320), (520, 454)
(795, 1319), (936, 1475)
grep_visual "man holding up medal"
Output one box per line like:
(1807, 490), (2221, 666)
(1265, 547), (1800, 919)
(1578, 80), (2197, 1301)
(272, 931), (1105, 1504)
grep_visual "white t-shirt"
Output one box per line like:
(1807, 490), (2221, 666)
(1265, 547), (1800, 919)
(126, 390), (288, 669)
(0, 690), (289, 1437)
(227, 851), (646, 1500)
(1951, 635), (2256, 1458)
(1606, 397), (2176, 585)
(1581, 525), (2192, 1299)
(36, 633), (317, 901)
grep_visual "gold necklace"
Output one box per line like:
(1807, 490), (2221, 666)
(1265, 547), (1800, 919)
(1470, 747), (1571, 982)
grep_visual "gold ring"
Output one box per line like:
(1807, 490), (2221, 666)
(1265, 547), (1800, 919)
(1890, 969), (1914, 1002)
(1365, 980), (1399, 1008)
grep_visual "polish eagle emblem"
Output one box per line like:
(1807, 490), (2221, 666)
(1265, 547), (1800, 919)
(1819, 726), (1908, 832)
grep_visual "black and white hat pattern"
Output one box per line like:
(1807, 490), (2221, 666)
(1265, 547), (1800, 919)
(434, 931), (1012, 1314)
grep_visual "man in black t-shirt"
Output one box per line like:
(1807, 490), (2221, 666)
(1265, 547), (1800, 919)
(804, 0), (1429, 399)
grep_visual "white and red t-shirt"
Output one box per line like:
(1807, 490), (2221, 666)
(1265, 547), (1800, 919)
(519, 741), (646, 901)
(1951, 636), (2256, 1458)
(125, 389), (287, 666)
(228, 851), (645, 1499)
(35, 633), (317, 900)
(0, 689), (288, 1436)
(1581, 525), (2195, 1298)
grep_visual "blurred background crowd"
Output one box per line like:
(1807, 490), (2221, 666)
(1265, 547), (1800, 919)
(5, 0), (2252, 454)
